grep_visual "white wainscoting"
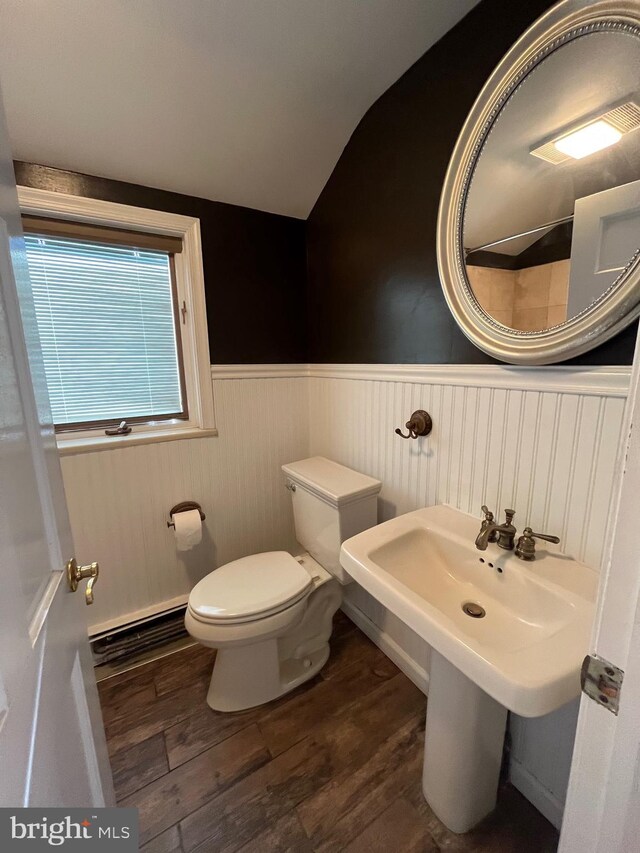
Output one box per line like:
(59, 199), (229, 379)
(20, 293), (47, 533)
(304, 363), (629, 829)
(61, 375), (309, 635)
(307, 367), (627, 569)
(60, 362), (629, 828)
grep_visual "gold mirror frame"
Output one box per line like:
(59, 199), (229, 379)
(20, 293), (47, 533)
(437, 0), (640, 364)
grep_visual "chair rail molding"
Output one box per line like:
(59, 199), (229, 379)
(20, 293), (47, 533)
(211, 363), (631, 397)
(211, 364), (309, 379)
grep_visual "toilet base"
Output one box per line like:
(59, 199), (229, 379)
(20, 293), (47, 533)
(207, 640), (329, 712)
(205, 576), (342, 712)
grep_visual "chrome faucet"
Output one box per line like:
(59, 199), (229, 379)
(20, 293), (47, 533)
(475, 507), (517, 551)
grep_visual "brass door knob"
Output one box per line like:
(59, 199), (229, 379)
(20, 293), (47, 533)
(66, 558), (99, 605)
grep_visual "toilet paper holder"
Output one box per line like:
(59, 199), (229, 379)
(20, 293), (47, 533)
(167, 501), (206, 528)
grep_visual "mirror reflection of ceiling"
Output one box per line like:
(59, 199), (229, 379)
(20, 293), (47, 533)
(464, 31), (640, 255)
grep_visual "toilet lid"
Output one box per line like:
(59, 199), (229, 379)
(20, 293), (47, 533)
(188, 551), (313, 623)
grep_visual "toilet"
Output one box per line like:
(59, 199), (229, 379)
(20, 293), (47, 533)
(185, 456), (381, 712)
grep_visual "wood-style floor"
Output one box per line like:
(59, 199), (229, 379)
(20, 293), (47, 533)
(97, 612), (559, 853)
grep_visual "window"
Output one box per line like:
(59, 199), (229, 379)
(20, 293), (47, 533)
(24, 222), (187, 430)
(18, 188), (216, 452)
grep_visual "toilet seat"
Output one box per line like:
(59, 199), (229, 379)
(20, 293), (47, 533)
(187, 551), (314, 626)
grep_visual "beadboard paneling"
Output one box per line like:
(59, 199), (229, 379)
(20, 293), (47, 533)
(306, 370), (627, 828)
(61, 377), (309, 635)
(307, 376), (625, 569)
(60, 364), (627, 827)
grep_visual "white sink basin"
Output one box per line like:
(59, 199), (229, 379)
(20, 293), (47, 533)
(340, 503), (597, 717)
(340, 504), (598, 833)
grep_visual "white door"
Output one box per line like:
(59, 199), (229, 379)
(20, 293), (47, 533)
(559, 329), (640, 852)
(0, 105), (113, 803)
(568, 179), (640, 317)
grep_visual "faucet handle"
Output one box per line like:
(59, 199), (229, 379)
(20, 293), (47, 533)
(481, 505), (494, 522)
(529, 530), (560, 544)
(480, 505), (497, 543)
(515, 526), (560, 561)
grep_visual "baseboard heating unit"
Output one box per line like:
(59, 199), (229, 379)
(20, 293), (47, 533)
(91, 606), (189, 667)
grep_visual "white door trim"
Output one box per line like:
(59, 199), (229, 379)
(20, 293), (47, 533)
(559, 328), (640, 851)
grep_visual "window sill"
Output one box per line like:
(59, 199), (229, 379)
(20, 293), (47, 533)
(56, 425), (218, 456)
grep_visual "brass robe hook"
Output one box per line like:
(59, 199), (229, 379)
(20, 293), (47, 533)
(395, 410), (433, 440)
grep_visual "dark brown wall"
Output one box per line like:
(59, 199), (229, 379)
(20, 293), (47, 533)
(14, 162), (308, 364)
(306, 0), (637, 365)
(18, 0), (640, 368)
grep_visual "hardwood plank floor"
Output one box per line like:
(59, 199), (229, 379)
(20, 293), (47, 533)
(97, 612), (559, 852)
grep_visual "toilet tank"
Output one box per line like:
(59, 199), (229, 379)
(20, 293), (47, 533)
(281, 456), (381, 584)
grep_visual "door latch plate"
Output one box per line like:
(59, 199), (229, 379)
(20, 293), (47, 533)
(580, 654), (623, 715)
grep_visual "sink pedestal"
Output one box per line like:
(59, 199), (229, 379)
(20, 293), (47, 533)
(340, 504), (596, 831)
(423, 651), (507, 833)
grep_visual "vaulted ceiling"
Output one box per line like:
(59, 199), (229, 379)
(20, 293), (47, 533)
(0, 0), (478, 218)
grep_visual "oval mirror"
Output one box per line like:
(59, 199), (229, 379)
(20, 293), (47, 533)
(438, 0), (640, 364)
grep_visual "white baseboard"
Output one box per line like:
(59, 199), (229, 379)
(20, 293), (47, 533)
(340, 599), (429, 696)
(510, 758), (565, 830)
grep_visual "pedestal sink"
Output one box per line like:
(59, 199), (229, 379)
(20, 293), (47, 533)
(339, 504), (597, 833)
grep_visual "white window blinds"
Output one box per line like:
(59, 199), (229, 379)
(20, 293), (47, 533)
(24, 234), (186, 428)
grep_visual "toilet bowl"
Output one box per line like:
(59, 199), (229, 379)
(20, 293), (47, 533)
(186, 551), (341, 711)
(185, 456), (382, 712)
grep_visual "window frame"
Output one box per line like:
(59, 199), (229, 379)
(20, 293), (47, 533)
(24, 228), (190, 432)
(18, 186), (217, 453)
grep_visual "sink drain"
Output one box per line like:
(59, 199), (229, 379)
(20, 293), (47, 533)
(462, 601), (486, 618)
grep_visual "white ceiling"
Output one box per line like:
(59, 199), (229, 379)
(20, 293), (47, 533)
(0, 0), (478, 218)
